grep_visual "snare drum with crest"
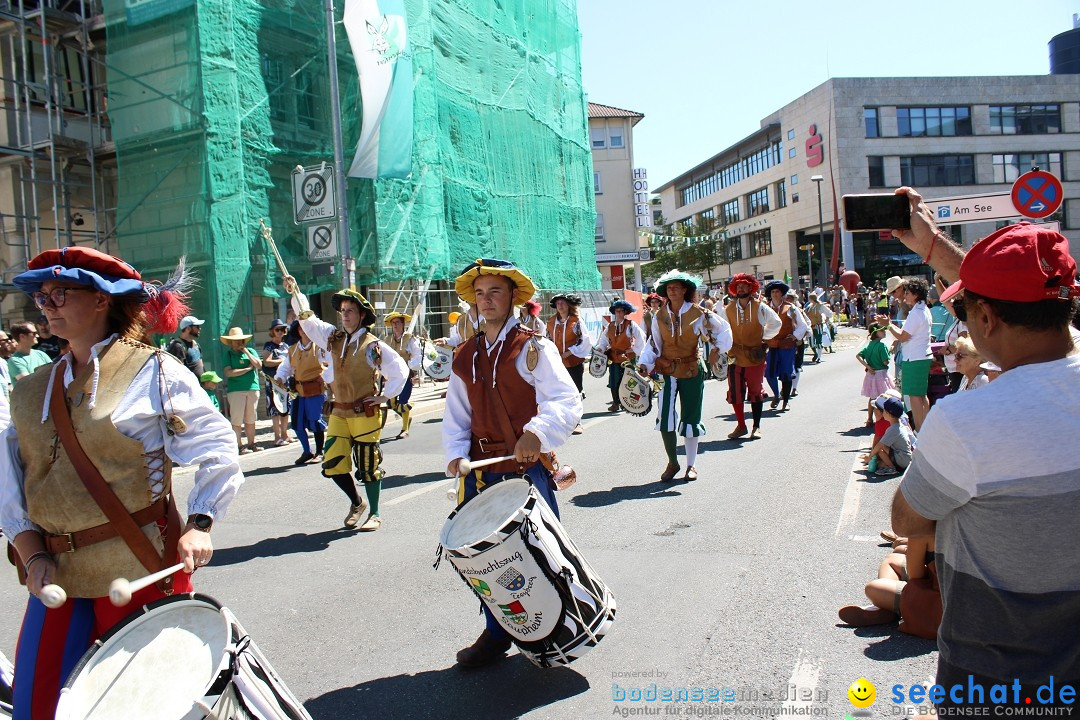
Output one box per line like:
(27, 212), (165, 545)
(422, 342), (453, 381)
(55, 594), (312, 720)
(438, 478), (616, 667)
(618, 365), (658, 417)
(587, 351), (608, 378)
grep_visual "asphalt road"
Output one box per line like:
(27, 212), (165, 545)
(0, 328), (939, 719)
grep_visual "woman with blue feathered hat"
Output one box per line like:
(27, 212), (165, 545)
(594, 299), (645, 412)
(639, 269), (732, 481)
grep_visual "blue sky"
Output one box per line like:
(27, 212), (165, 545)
(578, 0), (1077, 188)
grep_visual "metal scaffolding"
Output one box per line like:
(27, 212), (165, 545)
(0, 0), (113, 297)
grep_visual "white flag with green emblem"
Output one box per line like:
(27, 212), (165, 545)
(343, 0), (413, 179)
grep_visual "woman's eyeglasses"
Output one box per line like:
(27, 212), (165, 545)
(954, 353), (970, 360)
(31, 287), (91, 310)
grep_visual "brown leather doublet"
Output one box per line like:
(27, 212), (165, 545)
(547, 315), (585, 367)
(12, 339), (169, 597)
(451, 327), (538, 475)
(328, 330), (379, 417)
(726, 299), (767, 367)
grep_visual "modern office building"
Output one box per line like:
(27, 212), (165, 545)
(589, 101), (649, 291)
(654, 74), (1080, 291)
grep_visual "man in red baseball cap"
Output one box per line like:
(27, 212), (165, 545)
(889, 187), (1080, 711)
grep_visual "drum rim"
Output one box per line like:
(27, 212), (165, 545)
(440, 476), (533, 551)
(59, 592), (226, 696)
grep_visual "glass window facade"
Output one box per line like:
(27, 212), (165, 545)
(989, 105), (1060, 135)
(868, 156), (885, 187)
(899, 155), (975, 186)
(721, 198), (740, 225)
(776, 178), (787, 209)
(897, 107), (972, 137)
(992, 152), (1062, 183)
(747, 187), (769, 217)
(676, 141), (782, 207)
(865, 107), (879, 138)
(748, 229), (772, 257)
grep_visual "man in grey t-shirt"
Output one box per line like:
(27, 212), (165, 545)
(891, 214), (1080, 708)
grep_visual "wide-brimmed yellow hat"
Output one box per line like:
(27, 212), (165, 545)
(454, 258), (536, 306)
(220, 327), (252, 344)
(383, 312), (412, 327)
(447, 311), (462, 324)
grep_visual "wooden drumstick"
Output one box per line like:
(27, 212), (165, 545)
(40, 583), (67, 609)
(108, 562), (186, 607)
(457, 455), (517, 476)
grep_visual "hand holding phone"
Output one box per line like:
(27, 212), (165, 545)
(843, 194), (912, 232)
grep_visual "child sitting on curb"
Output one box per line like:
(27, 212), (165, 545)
(860, 396), (914, 476)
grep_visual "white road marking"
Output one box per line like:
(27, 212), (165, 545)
(836, 443), (872, 537)
(781, 649), (822, 711)
(384, 479), (450, 507)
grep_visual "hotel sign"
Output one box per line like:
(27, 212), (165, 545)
(633, 168), (652, 228)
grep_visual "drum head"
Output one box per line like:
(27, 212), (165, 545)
(712, 353), (729, 382)
(57, 595), (229, 720)
(271, 384), (289, 414)
(618, 369), (654, 417)
(423, 345), (452, 381)
(440, 477), (532, 551)
(588, 352), (607, 378)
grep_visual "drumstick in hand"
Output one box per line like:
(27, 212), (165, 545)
(41, 583), (67, 609)
(108, 562), (186, 607)
(456, 455), (517, 476)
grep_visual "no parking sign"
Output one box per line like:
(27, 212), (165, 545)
(1011, 169), (1063, 220)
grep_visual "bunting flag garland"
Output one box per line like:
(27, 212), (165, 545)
(637, 230), (730, 248)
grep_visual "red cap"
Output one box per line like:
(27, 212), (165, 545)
(940, 223), (1080, 304)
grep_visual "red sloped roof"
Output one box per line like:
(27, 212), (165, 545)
(588, 102), (644, 126)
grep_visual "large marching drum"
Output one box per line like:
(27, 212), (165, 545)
(422, 342), (453, 381)
(55, 594), (312, 720)
(438, 478), (616, 667)
(617, 365), (659, 417)
(587, 351), (608, 379)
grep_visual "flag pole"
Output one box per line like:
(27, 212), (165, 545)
(325, 0), (354, 289)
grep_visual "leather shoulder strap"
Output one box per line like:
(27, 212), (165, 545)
(49, 369), (168, 579)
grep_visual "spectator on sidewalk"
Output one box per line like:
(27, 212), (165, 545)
(200, 370), (223, 412)
(32, 316), (61, 359)
(877, 278), (933, 431)
(167, 315), (205, 378)
(890, 205), (1080, 707)
(861, 396), (913, 476)
(262, 318), (292, 446)
(7, 321), (51, 382)
(221, 327), (262, 454)
(953, 337), (989, 392)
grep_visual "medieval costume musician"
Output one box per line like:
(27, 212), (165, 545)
(275, 319), (331, 465)
(443, 258), (582, 668)
(284, 276), (409, 531)
(724, 273), (782, 440)
(639, 270), (732, 482)
(762, 280), (809, 412)
(593, 299), (645, 412)
(383, 312), (422, 439)
(0, 248), (243, 720)
(546, 293), (591, 434)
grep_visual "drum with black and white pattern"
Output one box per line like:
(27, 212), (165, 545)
(438, 478), (616, 667)
(618, 365), (657, 417)
(588, 351), (608, 378)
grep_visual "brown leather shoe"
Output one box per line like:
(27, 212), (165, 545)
(660, 462), (680, 482)
(456, 630), (512, 668)
(838, 605), (897, 627)
(727, 425), (748, 439)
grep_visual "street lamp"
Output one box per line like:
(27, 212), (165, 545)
(810, 175), (825, 288)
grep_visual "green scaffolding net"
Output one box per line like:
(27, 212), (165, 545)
(103, 0), (598, 362)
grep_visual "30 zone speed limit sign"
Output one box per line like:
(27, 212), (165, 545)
(292, 164), (337, 224)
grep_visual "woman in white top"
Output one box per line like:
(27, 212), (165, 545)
(954, 336), (990, 392)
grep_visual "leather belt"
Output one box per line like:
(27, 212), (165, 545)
(331, 396), (376, 416)
(44, 498), (167, 554)
(298, 379), (324, 397)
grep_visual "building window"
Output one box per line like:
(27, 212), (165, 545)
(748, 229), (772, 257)
(591, 128), (606, 149)
(594, 171), (602, 194)
(899, 155), (975, 186)
(776, 178), (787, 209)
(679, 217), (694, 230)
(595, 213), (604, 240)
(791, 174), (798, 185)
(989, 105), (1060, 135)
(868, 156), (885, 187)
(747, 187), (769, 216)
(721, 198), (740, 225)
(865, 107), (879, 138)
(897, 107), (972, 137)
(787, 129), (795, 141)
(700, 208), (715, 226)
(296, 67), (320, 128)
(653, 209), (664, 226)
(992, 152), (1063, 183)
(726, 235), (743, 261)
(609, 126), (624, 148)
(788, 148), (797, 159)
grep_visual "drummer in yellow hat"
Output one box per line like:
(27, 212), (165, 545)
(443, 258), (583, 668)
(383, 311), (421, 438)
(282, 276), (409, 532)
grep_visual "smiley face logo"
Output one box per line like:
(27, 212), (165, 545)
(847, 678), (876, 708)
